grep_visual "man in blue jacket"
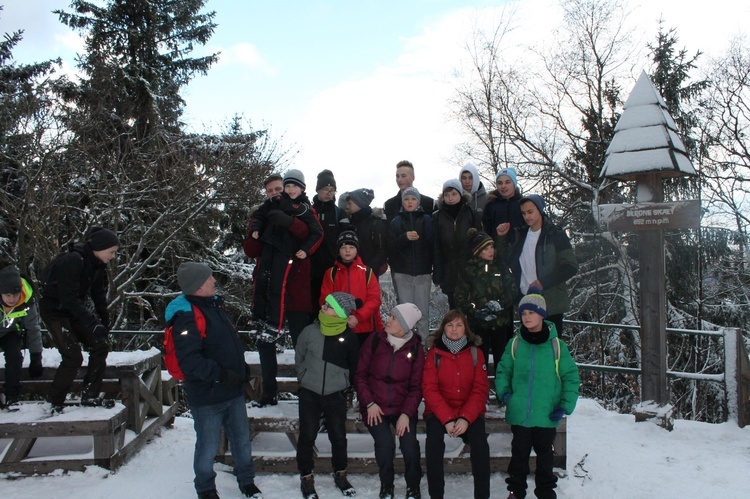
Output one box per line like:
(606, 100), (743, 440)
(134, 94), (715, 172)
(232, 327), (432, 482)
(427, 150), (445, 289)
(165, 262), (262, 499)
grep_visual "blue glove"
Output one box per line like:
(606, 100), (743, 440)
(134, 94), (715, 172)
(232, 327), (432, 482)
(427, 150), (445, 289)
(502, 393), (511, 404)
(550, 405), (566, 422)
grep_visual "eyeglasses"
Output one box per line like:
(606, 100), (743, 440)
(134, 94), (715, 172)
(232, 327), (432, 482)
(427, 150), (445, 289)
(320, 188), (336, 195)
(321, 302), (330, 310)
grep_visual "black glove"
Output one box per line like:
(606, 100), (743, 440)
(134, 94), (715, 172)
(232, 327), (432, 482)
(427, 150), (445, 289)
(550, 405), (566, 422)
(220, 368), (245, 389)
(486, 300), (503, 312)
(474, 307), (497, 322)
(29, 352), (43, 378)
(92, 324), (109, 341)
(267, 210), (294, 228)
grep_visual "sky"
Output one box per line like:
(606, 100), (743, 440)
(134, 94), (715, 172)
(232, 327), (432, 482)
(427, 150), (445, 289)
(1, 0), (748, 206)
(2, 396), (749, 498)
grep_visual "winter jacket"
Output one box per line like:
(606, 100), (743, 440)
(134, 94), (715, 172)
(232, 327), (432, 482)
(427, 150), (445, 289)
(320, 255), (384, 334)
(0, 276), (43, 353)
(422, 332), (488, 425)
(495, 321), (580, 428)
(384, 190), (435, 222)
(454, 237), (518, 332)
(354, 330), (425, 419)
(388, 208), (433, 276)
(311, 195), (345, 277)
(460, 163), (488, 213)
(482, 190), (525, 239)
(296, 321), (359, 396)
(39, 242), (110, 330)
(347, 207), (391, 276)
(251, 192), (324, 257)
(166, 294), (248, 407)
(508, 219), (578, 316)
(432, 194), (482, 293)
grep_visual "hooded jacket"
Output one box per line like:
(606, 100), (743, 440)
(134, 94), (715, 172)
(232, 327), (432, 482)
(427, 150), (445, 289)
(495, 321), (580, 428)
(432, 193), (482, 292)
(165, 294), (248, 407)
(460, 163), (488, 213)
(0, 276), (43, 353)
(354, 330), (425, 419)
(295, 320), (359, 396)
(320, 254), (384, 334)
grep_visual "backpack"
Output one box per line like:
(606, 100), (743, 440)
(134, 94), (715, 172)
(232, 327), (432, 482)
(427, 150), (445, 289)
(329, 264), (374, 284)
(510, 334), (561, 380)
(434, 345), (478, 370)
(163, 306), (206, 381)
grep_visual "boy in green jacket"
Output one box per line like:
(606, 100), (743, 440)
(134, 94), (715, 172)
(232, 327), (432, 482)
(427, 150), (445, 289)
(495, 289), (580, 499)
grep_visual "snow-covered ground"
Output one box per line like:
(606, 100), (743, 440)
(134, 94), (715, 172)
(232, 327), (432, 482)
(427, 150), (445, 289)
(1, 397), (749, 498)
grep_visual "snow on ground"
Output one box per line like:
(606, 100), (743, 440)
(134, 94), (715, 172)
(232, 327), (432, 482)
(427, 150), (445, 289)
(1, 398), (749, 498)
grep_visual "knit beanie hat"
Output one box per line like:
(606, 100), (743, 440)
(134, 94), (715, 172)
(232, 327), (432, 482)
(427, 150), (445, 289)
(442, 178), (463, 194)
(520, 194), (546, 216)
(337, 230), (359, 250)
(0, 266), (22, 294)
(401, 186), (421, 203)
(392, 303), (422, 333)
(325, 291), (357, 319)
(177, 262), (213, 295)
(347, 188), (374, 209)
(467, 228), (494, 256)
(496, 167), (518, 187)
(283, 169), (306, 190)
(518, 287), (547, 318)
(87, 227), (120, 251)
(316, 169), (336, 191)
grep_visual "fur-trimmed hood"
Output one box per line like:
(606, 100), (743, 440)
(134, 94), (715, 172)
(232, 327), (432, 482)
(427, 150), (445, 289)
(486, 188), (521, 204)
(435, 191), (473, 209)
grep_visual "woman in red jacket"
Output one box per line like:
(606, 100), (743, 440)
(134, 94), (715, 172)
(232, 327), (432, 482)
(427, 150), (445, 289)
(422, 309), (490, 499)
(355, 303), (425, 499)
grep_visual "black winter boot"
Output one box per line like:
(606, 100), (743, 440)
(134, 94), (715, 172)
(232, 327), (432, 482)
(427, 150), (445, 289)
(333, 470), (356, 496)
(379, 483), (394, 499)
(240, 482), (263, 498)
(300, 474), (318, 499)
(197, 489), (220, 499)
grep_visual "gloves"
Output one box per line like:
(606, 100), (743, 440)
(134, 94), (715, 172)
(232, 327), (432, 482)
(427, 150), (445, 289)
(550, 405), (566, 422)
(502, 393), (512, 405)
(486, 300), (503, 312)
(29, 352), (43, 378)
(92, 324), (109, 341)
(474, 307), (497, 322)
(267, 210), (294, 228)
(220, 368), (245, 389)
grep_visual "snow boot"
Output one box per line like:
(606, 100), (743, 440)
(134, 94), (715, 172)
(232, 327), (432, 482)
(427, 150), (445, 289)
(197, 489), (220, 499)
(240, 482), (263, 498)
(81, 396), (116, 408)
(333, 470), (356, 496)
(379, 483), (394, 499)
(250, 393), (278, 408)
(405, 486), (421, 499)
(257, 324), (284, 344)
(300, 474), (318, 499)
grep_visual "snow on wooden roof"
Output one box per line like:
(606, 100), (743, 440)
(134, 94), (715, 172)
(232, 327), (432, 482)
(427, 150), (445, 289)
(601, 70), (696, 180)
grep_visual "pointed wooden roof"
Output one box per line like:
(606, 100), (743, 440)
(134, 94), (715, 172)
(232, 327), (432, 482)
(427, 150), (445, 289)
(601, 71), (696, 180)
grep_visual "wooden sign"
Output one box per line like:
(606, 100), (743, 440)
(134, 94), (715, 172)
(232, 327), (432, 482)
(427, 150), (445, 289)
(599, 200), (700, 231)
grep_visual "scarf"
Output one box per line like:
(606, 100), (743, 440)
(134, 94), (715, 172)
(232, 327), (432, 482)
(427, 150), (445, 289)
(442, 333), (468, 354)
(442, 197), (464, 219)
(319, 311), (348, 336)
(387, 331), (413, 351)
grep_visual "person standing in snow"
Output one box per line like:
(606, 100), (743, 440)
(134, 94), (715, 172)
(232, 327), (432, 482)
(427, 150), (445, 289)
(495, 290), (580, 499)
(165, 262), (262, 499)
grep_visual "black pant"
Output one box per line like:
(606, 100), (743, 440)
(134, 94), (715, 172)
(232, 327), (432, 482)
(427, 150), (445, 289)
(252, 247), (293, 329)
(296, 387), (348, 476)
(367, 415), (422, 488)
(0, 332), (23, 399)
(476, 320), (514, 371)
(257, 311), (308, 397)
(506, 425), (558, 499)
(425, 413), (490, 499)
(42, 310), (109, 406)
(546, 313), (564, 338)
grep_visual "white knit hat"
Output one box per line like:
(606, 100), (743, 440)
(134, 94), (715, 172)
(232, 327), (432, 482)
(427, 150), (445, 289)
(392, 303), (422, 332)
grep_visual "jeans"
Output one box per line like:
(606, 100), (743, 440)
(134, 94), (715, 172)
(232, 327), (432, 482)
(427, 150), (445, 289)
(392, 273), (432, 342)
(296, 387), (348, 476)
(191, 395), (256, 493)
(0, 332), (23, 398)
(368, 415), (422, 488)
(506, 425), (557, 499)
(425, 413), (490, 499)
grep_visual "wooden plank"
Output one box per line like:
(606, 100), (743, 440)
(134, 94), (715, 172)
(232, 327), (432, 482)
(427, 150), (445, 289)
(1, 437), (36, 463)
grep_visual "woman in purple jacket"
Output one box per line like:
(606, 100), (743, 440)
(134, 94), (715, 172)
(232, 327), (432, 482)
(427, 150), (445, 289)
(355, 303), (425, 499)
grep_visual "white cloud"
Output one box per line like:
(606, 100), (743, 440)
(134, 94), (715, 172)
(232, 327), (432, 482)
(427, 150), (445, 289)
(215, 42), (277, 76)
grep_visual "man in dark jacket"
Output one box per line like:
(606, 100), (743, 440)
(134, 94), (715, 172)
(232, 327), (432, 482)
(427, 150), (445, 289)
(39, 227), (119, 411)
(383, 160), (435, 222)
(165, 262), (262, 499)
(311, 169), (345, 313)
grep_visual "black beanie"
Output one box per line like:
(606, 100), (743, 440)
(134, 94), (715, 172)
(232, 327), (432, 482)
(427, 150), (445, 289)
(316, 169), (336, 191)
(337, 230), (359, 250)
(467, 228), (494, 256)
(87, 227), (121, 251)
(0, 266), (22, 294)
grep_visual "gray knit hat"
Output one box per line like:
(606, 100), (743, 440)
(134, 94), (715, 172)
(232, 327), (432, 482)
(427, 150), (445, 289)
(87, 227), (120, 251)
(0, 266), (22, 294)
(325, 292), (357, 319)
(442, 178), (463, 194)
(518, 287), (547, 318)
(283, 169), (306, 190)
(401, 186), (421, 203)
(347, 188), (375, 208)
(177, 262), (213, 295)
(392, 303), (422, 333)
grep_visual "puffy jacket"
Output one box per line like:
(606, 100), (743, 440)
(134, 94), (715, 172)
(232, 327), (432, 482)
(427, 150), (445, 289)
(388, 209), (433, 276)
(495, 322), (580, 428)
(432, 194), (482, 293)
(508, 219), (578, 316)
(39, 243), (110, 329)
(252, 192), (324, 257)
(166, 294), (248, 407)
(354, 330), (425, 419)
(422, 333), (488, 424)
(296, 321), (359, 395)
(482, 190), (525, 239)
(348, 207), (390, 276)
(320, 255), (384, 334)
(0, 276), (43, 353)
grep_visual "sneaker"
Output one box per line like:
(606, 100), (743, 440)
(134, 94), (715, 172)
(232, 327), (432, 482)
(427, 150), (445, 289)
(300, 474), (318, 499)
(240, 482), (263, 498)
(197, 489), (220, 499)
(405, 486), (421, 499)
(81, 397), (116, 408)
(333, 470), (356, 496)
(250, 393), (278, 408)
(379, 483), (394, 499)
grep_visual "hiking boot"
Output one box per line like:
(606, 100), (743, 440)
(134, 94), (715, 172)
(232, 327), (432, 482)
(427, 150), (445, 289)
(197, 489), (220, 499)
(240, 482), (263, 498)
(333, 470), (356, 496)
(250, 393), (278, 408)
(405, 486), (421, 499)
(300, 474), (318, 499)
(379, 483), (394, 499)
(257, 325), (284, 344)
(81, 396), (116, 408)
